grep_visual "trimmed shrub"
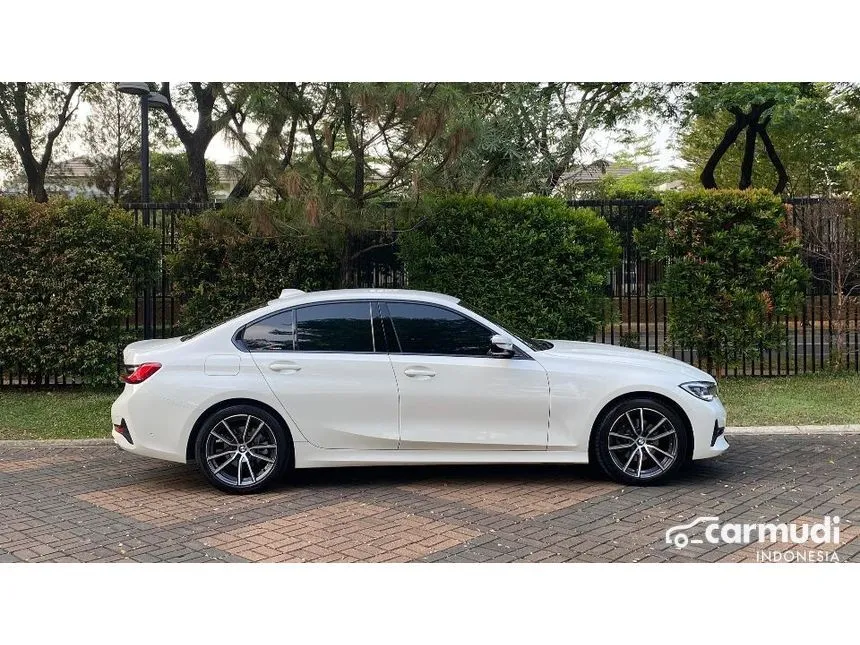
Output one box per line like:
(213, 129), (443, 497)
(0, 197), (160, 386)
(636, 189), (809, 374)
(398, 195), (620, 340)
(169, 205), (343, 332)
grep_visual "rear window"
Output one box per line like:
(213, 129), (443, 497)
(241, 309), (296, 351)
(239, 301), (375, 353)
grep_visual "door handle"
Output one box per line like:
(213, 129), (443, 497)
(268, 361), (302, 373)
(404, 366), (436, 379)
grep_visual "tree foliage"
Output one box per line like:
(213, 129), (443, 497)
(169, 202), (343, 331)
(680, 83), (860, 196)
(123, 152), (219, 202)
(0, 197), (159, 385)
(398, 195), (621, 340)
(82, 83), (140, 203)
(636, 189), (809, 374)
(681, 83), (817, 193)
(425, 83), (673, 197)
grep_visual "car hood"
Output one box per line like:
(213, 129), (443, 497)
(536, 340), (713, 381)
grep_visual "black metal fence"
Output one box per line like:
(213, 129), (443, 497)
(1, 197), (856, 386)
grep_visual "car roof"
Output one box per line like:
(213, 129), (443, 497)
(268, 288), (460, 307)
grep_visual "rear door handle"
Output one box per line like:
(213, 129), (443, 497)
(404, 366), (436, 379)
(268, 361), (302, 373)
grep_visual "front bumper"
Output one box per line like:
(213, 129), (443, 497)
(688, 396), (729, 460)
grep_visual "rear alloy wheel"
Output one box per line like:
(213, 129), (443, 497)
(195, 405), (291, 494)
(593, 398), (688, 485)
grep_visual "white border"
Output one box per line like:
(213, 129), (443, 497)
(3, 1), (860, 80)
(1, 564), (856, 642)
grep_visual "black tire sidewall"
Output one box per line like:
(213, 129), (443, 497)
(195, 404), (292, 494)
(594, 398), (688, 486)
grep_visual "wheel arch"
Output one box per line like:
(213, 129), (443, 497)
(587, 391), (694, 462)
(186, 397), (293, 462)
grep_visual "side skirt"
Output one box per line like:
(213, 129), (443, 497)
(293, 443), (590, 469)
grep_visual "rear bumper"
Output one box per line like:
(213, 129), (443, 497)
(111, 385), (194, 464)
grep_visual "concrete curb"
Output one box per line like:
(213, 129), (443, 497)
(727, 424), (860, 435)
(1, 425), (859, 448)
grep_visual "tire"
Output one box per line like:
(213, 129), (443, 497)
(195, 404), (292, 494)
(592, 397), (688, 486)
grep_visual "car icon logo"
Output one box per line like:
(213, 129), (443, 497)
(665, 516), (720, 549)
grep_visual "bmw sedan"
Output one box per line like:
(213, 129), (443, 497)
(111, 288), (728, 493)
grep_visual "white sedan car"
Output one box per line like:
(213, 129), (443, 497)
(112, 288), (728, 493)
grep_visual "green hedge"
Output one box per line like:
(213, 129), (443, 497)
(636, 189), (809, 373)
(398, 195), (620, 340)
(0, 198), (160, 386)
(169, 206), (343, 332)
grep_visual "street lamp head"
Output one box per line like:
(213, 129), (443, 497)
(147, 92), (170, 110)
(117, 82), (151, 96)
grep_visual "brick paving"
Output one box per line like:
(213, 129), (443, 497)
(0, 434), (857, 562)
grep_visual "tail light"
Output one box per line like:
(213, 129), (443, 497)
(121, 362), (162, 384)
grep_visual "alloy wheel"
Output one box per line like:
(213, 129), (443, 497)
(606, 407), (679, 480)
(204, 414), (278, 488)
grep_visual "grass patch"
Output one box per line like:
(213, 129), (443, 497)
(718, 373), (860, 426)
(0, 389), (117, 440)
(0, 373), (858, 440)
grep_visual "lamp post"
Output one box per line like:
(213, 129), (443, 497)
(118, 83), (170, 340)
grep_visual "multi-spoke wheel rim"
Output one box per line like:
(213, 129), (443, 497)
(204, 414), (278, 488)
(607, 407), (678, 480)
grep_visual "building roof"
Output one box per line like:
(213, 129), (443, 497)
(45, 156), (94, 179)
(559, 162), (637, 186)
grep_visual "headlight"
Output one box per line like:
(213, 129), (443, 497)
(680, 381), (718, 401)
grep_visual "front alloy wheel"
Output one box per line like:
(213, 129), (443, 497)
(196, 405), (291, 494)
(594, 398), (688, 485)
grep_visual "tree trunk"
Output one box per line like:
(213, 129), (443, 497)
(757, 118), (789, 195)
(26, 168), (48, 202)
(186, 143), (209, 202)
(18, 152), (48, 201)
(700, 109), (747, 189)
(739, 113), (758, 189)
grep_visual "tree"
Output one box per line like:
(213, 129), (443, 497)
(224, 82), (305, 200)
(680, 83), (860, 196)
(796, 200), (860, 370)
(158, 82), (243, 202)
(0, 83), (89, 201)
(82, 83), (140, 203)
(683, 83), (815, 194)
(427, 83), (674, 197)
(286, 82), (461, 209)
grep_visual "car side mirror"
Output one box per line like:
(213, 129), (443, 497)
(489, 334), (515, 358)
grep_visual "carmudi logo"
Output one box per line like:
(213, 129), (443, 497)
(665, 515), (842, 562)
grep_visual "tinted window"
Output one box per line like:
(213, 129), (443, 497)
(386, 302), (493, 356)
(296, 302), (374, 352)
(242, 310), (295, 351)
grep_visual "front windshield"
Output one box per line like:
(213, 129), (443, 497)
(459, 300), (554, 351)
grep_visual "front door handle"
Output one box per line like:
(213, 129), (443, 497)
(268, 361), (302, 373)
(404, 366), (436, 379)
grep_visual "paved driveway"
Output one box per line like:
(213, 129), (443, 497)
(0, 434), (857, 562)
